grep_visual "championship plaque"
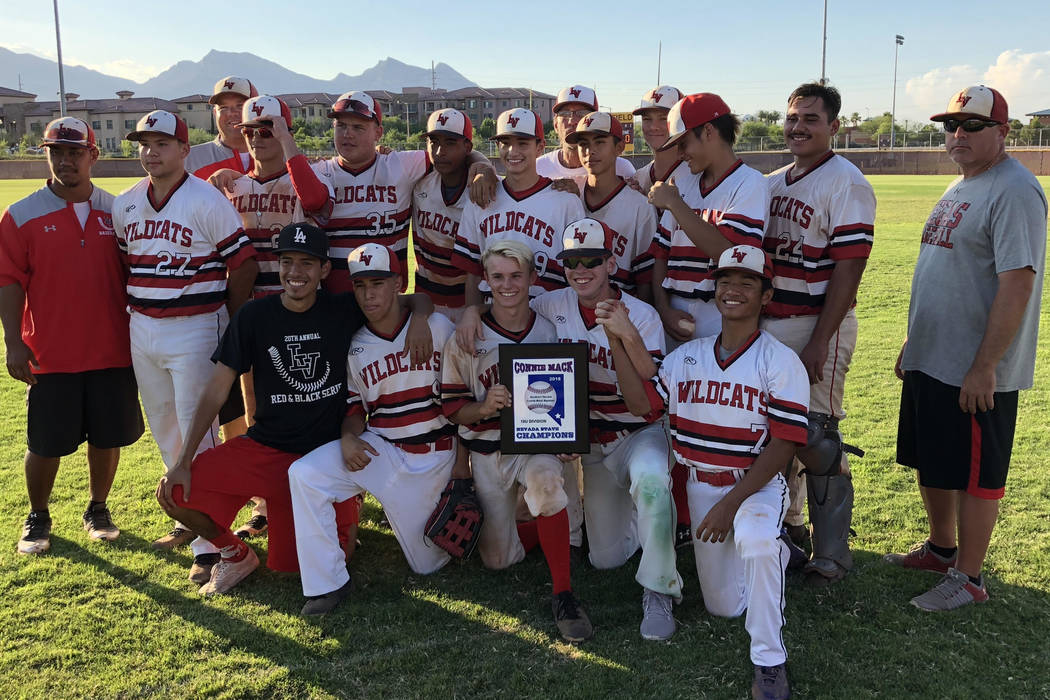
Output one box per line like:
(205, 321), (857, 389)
(498, 343), (590, 454)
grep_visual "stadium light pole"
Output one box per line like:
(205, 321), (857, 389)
(891, 34), (904, 149)
(820, 0), (828, 85)
(53, 0), (68, 116)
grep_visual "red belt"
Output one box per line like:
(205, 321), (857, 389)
(693, 469), (739, 487)
(399, 436), (454, 454)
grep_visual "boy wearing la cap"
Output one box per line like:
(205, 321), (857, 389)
(186, 76), (259, 180)
(532, 217), (682, 641)
(618, 244), (808, 700)
(631, 86), (690, 195)
(648, 93), (768, 345)
(536, 85), (635, 192)
(288, 243), (457, 615)
(567, 111), (658, 303)
(2, 117), (144, 555)
(113, 109), (259, 550)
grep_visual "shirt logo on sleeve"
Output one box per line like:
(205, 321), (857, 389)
(44, 224), (57, 232)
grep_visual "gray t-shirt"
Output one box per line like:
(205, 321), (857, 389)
(902, 157), (1047, 391)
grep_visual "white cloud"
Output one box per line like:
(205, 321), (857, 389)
(905, 64), (981, 119)
(71, 58), (162, 84)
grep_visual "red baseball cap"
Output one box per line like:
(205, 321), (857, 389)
(126, 110), (189, 144)
(238, 95), (292, 128)
(330, 91), (382, 123)
(348, 243), (402, 279)
(658, 93), (732, 151)
(565, 111), (623, 144)
(40, 116), (96, 149)
(930, 85), (1009, 124)
(558, 218), (615, 259)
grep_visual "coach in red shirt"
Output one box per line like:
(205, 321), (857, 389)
(0, 117), (144, 555)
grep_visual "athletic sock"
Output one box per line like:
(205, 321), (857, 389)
(334, 497), (361, 549)
(516, 520), (539, 552)
(968, 573), (983, 587)
(536, 509), (571, 595)
(671, 462), (690, 526)
(31, 509), (50, 518)
(928, 541), (957, 559)
(87, 500), (106, 511)
(212, 531), (248, 561)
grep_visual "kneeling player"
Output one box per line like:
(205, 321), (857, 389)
(441, 241), (592, 642)
(619, 245), (808, 700)
(289, 244), (457, 615)
(534, 218), (682, 641)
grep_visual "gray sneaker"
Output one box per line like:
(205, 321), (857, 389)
(552, 590), (593, 642)
(640, 588), (676, 641)
(752, 663), (791, 699)
(82, 502), (120, 541)
(910, 567), (988, 611)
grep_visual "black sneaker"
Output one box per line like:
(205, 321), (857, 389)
(752, 663), (790, 700)
(302, 579), (351, 616)
(235, 514), (268, 539)
(675, 523), (693, 550)
(18, 511), (52, 555)
(82, 502), (120, 542)
(552, 590), (594, 642)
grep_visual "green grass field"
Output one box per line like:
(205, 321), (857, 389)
(1, 175), (1048, 699)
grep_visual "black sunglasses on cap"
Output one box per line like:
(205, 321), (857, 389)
(942, 118), (1000, 133)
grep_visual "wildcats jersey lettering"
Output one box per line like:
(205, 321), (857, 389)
(226, 170), (306, 297)
(346, 312), (455, 449)
(763, 151), (876, 317)
(441, 311), (556, 454)
(651, 160), (768, 300)
(532, 288), (664, 454)
(583, 180), (659, 292)
(648, 329), (809, 471)
(312, 151), (428, 293)
(452, 178), (586, 297)
(412, 170), (469, 308)
(113, 174), (255, 317)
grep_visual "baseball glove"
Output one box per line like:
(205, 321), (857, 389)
(425, 478), (483, 559)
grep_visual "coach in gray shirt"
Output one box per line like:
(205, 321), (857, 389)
(886, 85), (1047, 611)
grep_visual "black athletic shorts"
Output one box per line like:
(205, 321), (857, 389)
(896, 370), (1017, 500)
(26, 366), (145, 458)
(218, 378), (246, 425)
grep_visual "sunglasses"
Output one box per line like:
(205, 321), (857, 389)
(562, 256), (605, 269)
(241, 126), (273, 139)
(942, 118), (999, 133)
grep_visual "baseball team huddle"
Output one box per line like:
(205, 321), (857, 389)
(2, 70), (1045, 699)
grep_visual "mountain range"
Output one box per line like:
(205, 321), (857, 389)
(0, 48), (476, 100)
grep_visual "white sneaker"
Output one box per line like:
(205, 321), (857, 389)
(640, 588), (676, 641)
(198, 545), (259, 596)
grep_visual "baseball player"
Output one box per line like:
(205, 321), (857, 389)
(630, 86), (690, 194)
(536, 85), (635, 191)
(761, 83), (875, 586)
(2, 117), (144, 554)
(113, 110), (258, 551)
(288, 243), (457, 615)
(648, 93), (768, 345)
(618, 244), (808, 700)
(411, 108), (476, 321)
(441, 240), (592, 641)
(312, 92), (495, 293)
(567, 111), (657, 302)
(216, 94), (336, 542)
(185, 76), (259, 180)
(532, 218), (682, 641)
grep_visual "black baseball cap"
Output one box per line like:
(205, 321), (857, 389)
(273, 222), (329, 260)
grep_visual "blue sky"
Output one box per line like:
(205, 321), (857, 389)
(5, 1), (1050, 123)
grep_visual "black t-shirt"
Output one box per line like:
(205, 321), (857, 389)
(213, 291), (365, 454)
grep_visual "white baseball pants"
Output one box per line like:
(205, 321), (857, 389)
(289, 433), (455, 597)
(689, 470), (790, 666)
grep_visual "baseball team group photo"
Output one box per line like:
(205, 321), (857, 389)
(2, 6), (1049, 697)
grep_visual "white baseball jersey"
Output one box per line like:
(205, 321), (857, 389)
(346, 311), (455, 453)
(441, 310), (557, 454)
(531, 288), (664, 455)
(536, 150), (635, 193)
(648, 330), (809, 472)
(582, 180), (658, 293)
(186, 137), (252, 181)
(763, 152), (875, 318)
(632, 158), (691, 195)
(412, 170), (469, 308)
(651, 160), (768, 300)
(312, 151), (429, 292)
(452, 178), (586, 296)
(113, 174), (255, 317)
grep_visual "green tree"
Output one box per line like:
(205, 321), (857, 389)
(848, 112), (862, 127)
(119, 140), (135, 157)
(188, 128), (213, 146)
(755, 110), (782, 125)
(476, 118), (496, 140)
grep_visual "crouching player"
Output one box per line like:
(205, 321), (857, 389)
(617, 244), (808, 700)
(289, 243), (457, 615)
(156, 225), (434, 594)
(535, 218), (682, 641)
(441, 241), (592, 642)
